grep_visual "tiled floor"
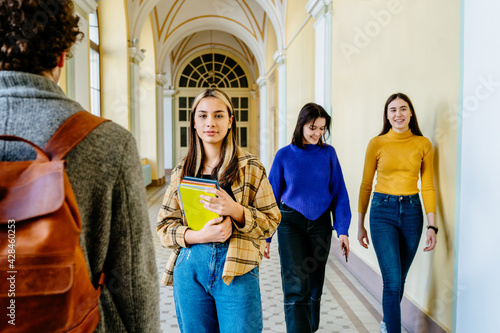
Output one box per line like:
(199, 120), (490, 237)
(147, 185), (407, 333)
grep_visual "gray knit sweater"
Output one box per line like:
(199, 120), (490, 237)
(0, 71), (160, 332)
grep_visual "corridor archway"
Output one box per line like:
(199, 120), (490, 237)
(174, 51), (254, 164)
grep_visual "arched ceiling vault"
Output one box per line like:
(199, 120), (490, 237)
(170, 30), (258, 85)
(126, 0), (287, 87)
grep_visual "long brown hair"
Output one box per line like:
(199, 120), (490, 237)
(181, 88), (239, 187)
(379, 93), (423, 136)
(291, 103), (331, 149)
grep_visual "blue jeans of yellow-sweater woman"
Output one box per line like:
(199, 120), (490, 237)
(370, 192), (423, 333)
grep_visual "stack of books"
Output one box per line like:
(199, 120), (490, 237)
(178, 176), (220, 231)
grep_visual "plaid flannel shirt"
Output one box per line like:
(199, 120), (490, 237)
(157, 148), (281, 286)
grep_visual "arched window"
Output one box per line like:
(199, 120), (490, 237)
(175, 53), (252, 163)
(178, 53), (248, 88)
(89, 12), (101, 116)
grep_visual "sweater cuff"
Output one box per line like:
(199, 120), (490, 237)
(334, 225), (349, 237)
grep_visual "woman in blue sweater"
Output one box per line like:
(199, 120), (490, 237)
(266, 103), (351, 333)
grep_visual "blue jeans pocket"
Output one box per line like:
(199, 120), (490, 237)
(280, 203), (303, 220)
(371, 194), (387, 207)
(175, 247), (190, 268)
(280, 202), (295, 212)
(247, 266), (259, 279)
(409, 198), (422, 208)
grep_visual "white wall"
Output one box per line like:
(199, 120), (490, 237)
(454, 0), (500, 332)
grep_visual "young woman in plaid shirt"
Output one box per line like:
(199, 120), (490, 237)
(157, 88), (280, 333)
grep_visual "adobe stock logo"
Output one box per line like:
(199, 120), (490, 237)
(339, 0), (405, 63)
(461, 75), (500, 115)
(435, 74), (500, 144)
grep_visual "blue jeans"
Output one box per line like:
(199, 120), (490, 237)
(173, 242), (263, 333)
(370, 193), (423, 333)
(277, 203), (332, 333)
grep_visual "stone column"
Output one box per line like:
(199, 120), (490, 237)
(257, 76), (270, 170)
(273, 50), (287, 149)
(155, 74), (168, 184)
(129, 45), (145, 146)
(249, 89), (259, 156)
(306, 0), (333, 115)
(163, 89), (177, 170)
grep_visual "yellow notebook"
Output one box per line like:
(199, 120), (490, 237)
(178, 179), (220, 231)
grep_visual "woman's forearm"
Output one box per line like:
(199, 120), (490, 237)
(426, 212), (436, 227)
(358, 212), (366, 228)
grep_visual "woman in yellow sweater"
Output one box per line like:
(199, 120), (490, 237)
(357, 93), (437, 333)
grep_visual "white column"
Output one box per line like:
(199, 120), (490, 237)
(163, 89), (176, 170)
(250, 89), (258, 156)
(155, 74), (168, 181)
(66, 0), (98, 110)
(257, 76), (269, 170)
(306, 0), (332, 115)
(273, 50), (287, 149)
(454, 1), (500, 332)
(129, 46), (145, 147)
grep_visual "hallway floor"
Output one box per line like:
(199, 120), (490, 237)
(147, 185), (408, 333)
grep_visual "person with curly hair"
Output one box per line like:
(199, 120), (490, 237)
(0, 0), (81, 75)
(0, 1), (161, 332)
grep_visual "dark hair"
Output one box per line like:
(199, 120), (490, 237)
(291, 103), (331, 149)
(181, 88), (239, 187)
(0, 0), (83, 74)
(379, 93), (423, 136)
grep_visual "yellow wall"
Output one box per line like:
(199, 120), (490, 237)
(59, 65), (67, 94)
(266, 22), (278, 74)
(285, 1), (315, 141)
(330, 0), (459, 330)
(264, 22), (278, 160)
(286, 0), (310, 43)
(139, 15), (159, 179)
(98, 0), (130, 129)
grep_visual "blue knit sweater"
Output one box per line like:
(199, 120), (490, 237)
(268, 143), (351, 239)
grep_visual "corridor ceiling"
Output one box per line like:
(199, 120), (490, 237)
(127, 0), (287, 87)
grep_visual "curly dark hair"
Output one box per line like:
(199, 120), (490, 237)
(0, 0), (83, 74)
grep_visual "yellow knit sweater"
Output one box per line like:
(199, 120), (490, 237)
(358, 129), (436, 214)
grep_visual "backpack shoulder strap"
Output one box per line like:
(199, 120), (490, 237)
(44, 111), (110, 161)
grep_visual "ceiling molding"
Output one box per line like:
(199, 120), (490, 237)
(305, 0), (332, 20)
(73, 0), (98, 15)
(156, 17), (266, 77)
(152, 0), (288, 83)
(129, 0), (161, 40)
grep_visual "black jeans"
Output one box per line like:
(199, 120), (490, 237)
(277, 203), (332, 333)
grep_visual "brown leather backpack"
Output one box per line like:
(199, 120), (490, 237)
(0, 111), (109, 332)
